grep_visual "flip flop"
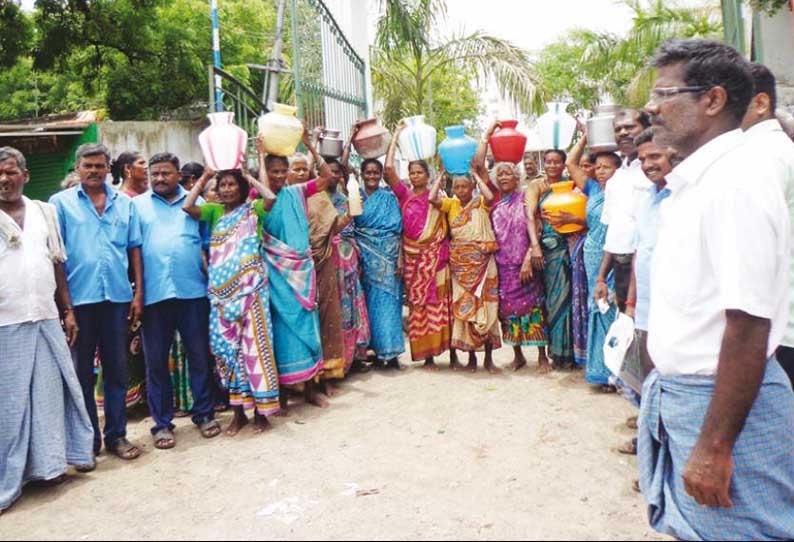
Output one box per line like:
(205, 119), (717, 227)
(111, 438), (143, 459)
(199, 419), (222, 439)
(152, 429), (176, 450)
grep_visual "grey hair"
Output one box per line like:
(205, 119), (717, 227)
(75, 143), (111, 165)
(451, 174), (473, 184)
(491, 161), (520, 180)
(288, 152), (309, 166)
(0, 146), (27, 170)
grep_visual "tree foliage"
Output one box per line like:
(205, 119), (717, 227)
(534, 0), (723, 111)
(0, 0), (276, 120)
(371, 0), (537, 128)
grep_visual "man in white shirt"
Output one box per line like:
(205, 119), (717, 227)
(741, 62), (794, 388)
(0, 147), (94, 513)
(640, 39), (794, 540)
(593, 109), (653, 312)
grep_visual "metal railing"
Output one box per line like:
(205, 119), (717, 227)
(207, 0), (368, 165)
(207, 66), (268, 140)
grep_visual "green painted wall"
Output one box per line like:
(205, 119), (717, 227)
(25, 123), (99, 201)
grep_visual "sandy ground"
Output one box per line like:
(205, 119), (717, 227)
(0, 347), (667, 541)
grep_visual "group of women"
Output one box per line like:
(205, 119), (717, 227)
(101, 116), (624, 436)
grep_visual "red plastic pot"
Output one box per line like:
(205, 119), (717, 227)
(489, 120), (527, 164)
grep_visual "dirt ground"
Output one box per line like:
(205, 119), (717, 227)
(0, 347), (667, 541)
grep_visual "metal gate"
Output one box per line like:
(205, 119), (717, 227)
(288, 0), (369, 145)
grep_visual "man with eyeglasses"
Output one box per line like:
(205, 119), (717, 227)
(741, 63), (794, 389)
(639, 39), (794, 540)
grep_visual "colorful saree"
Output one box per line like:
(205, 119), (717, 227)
(168, 332), (193, 412)
(353, 188), (405, 361)
(491, 190), (547, 346)
(447, 198), (502, 351)
(569, 233), (589, 366)
(331, 191), (370, 368)
(538, 188), (573, 362)
(207, 203), (280, 415)
(399, 188), (451, 361)
(582, 180), (616, 385)
(307, 191), (346, 380)
(263, 184), (323, 385)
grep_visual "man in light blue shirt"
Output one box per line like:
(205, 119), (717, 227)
(49, 143), (144, 461)
(623, 129), (673, 394)
(133, 153), (220, 448)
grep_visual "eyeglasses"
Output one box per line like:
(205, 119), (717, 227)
(649, 86), (711, 102)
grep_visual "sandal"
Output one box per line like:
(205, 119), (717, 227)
(618, 438), (638, 456)
(153, 429), (176, 450)
(199, 419), (222, 439)
(110, 438), (143, 460)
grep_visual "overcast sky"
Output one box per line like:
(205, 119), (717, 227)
(443, 0), (637, 52)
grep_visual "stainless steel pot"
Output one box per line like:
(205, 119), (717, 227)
(587, 114), (618, 153)
(319, 129), (344, 158)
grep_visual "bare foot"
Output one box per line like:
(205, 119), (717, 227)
(423, 358), (441, 372)
(252, 414), (273, 434)
(306, 393), (330, 408)
(537, 359), (552, 374)
(450, 359), (465, 372)
(225, 409), (249, 437)
(484, 362), (502, 375)
(509, 357), (527, 371)
(322, 381), (338, 398)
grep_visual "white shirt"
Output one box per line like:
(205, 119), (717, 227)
(0, 197), (60, 326)
(647, 129), (790, 376)
(601, 158), (653, 254)
(743, 119), (794, 347)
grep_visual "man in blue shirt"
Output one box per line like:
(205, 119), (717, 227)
(133, 153), (220, 448)
(49, 143), (144, 461)
(624, 129), (673, 391)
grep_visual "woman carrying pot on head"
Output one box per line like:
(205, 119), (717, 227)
(183, 167), (279, 436)
(430, 170), (502, 373)
(325, 141), (371, 374)
(550, 127), (621, 390)
(349, 130), (404, 370)
(474, 122), (549, 373)
(385, 120), (453, 372)
(259, 128), (333, 411)
(285, 127), (353, 396)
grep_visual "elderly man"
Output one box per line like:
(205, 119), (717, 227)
(641, 39), (794, 540)
(0, 147), (94, 512)
(522, 152), (541, 182)
(593, 109), (652, 314)
(49, 143), (144, 462)
(133, 153), (221, 449)
(741, 63), (794, 389)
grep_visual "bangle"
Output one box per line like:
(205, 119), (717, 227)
(625, 300), (636, 308)
(596, 278), (607, 285)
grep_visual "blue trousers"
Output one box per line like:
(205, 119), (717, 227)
(72, 302), (130, 454)
(141, 297), (214, 434)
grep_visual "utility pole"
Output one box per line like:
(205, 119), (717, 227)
(266, 0), (288, 110)
(210, 0), (223, 111)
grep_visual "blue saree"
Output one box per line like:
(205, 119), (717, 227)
(582, 179), (617, 385)
(353, 187), (405, 361)
(262, 184), (323, 385)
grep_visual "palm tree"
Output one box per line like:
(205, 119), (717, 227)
(579, 0), (723, 108)
(371, 0), (537, 128)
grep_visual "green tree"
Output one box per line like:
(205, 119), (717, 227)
(0, 0), (276, 120)
(371, 0), (537, 128)
(534, 0), (722, 110)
